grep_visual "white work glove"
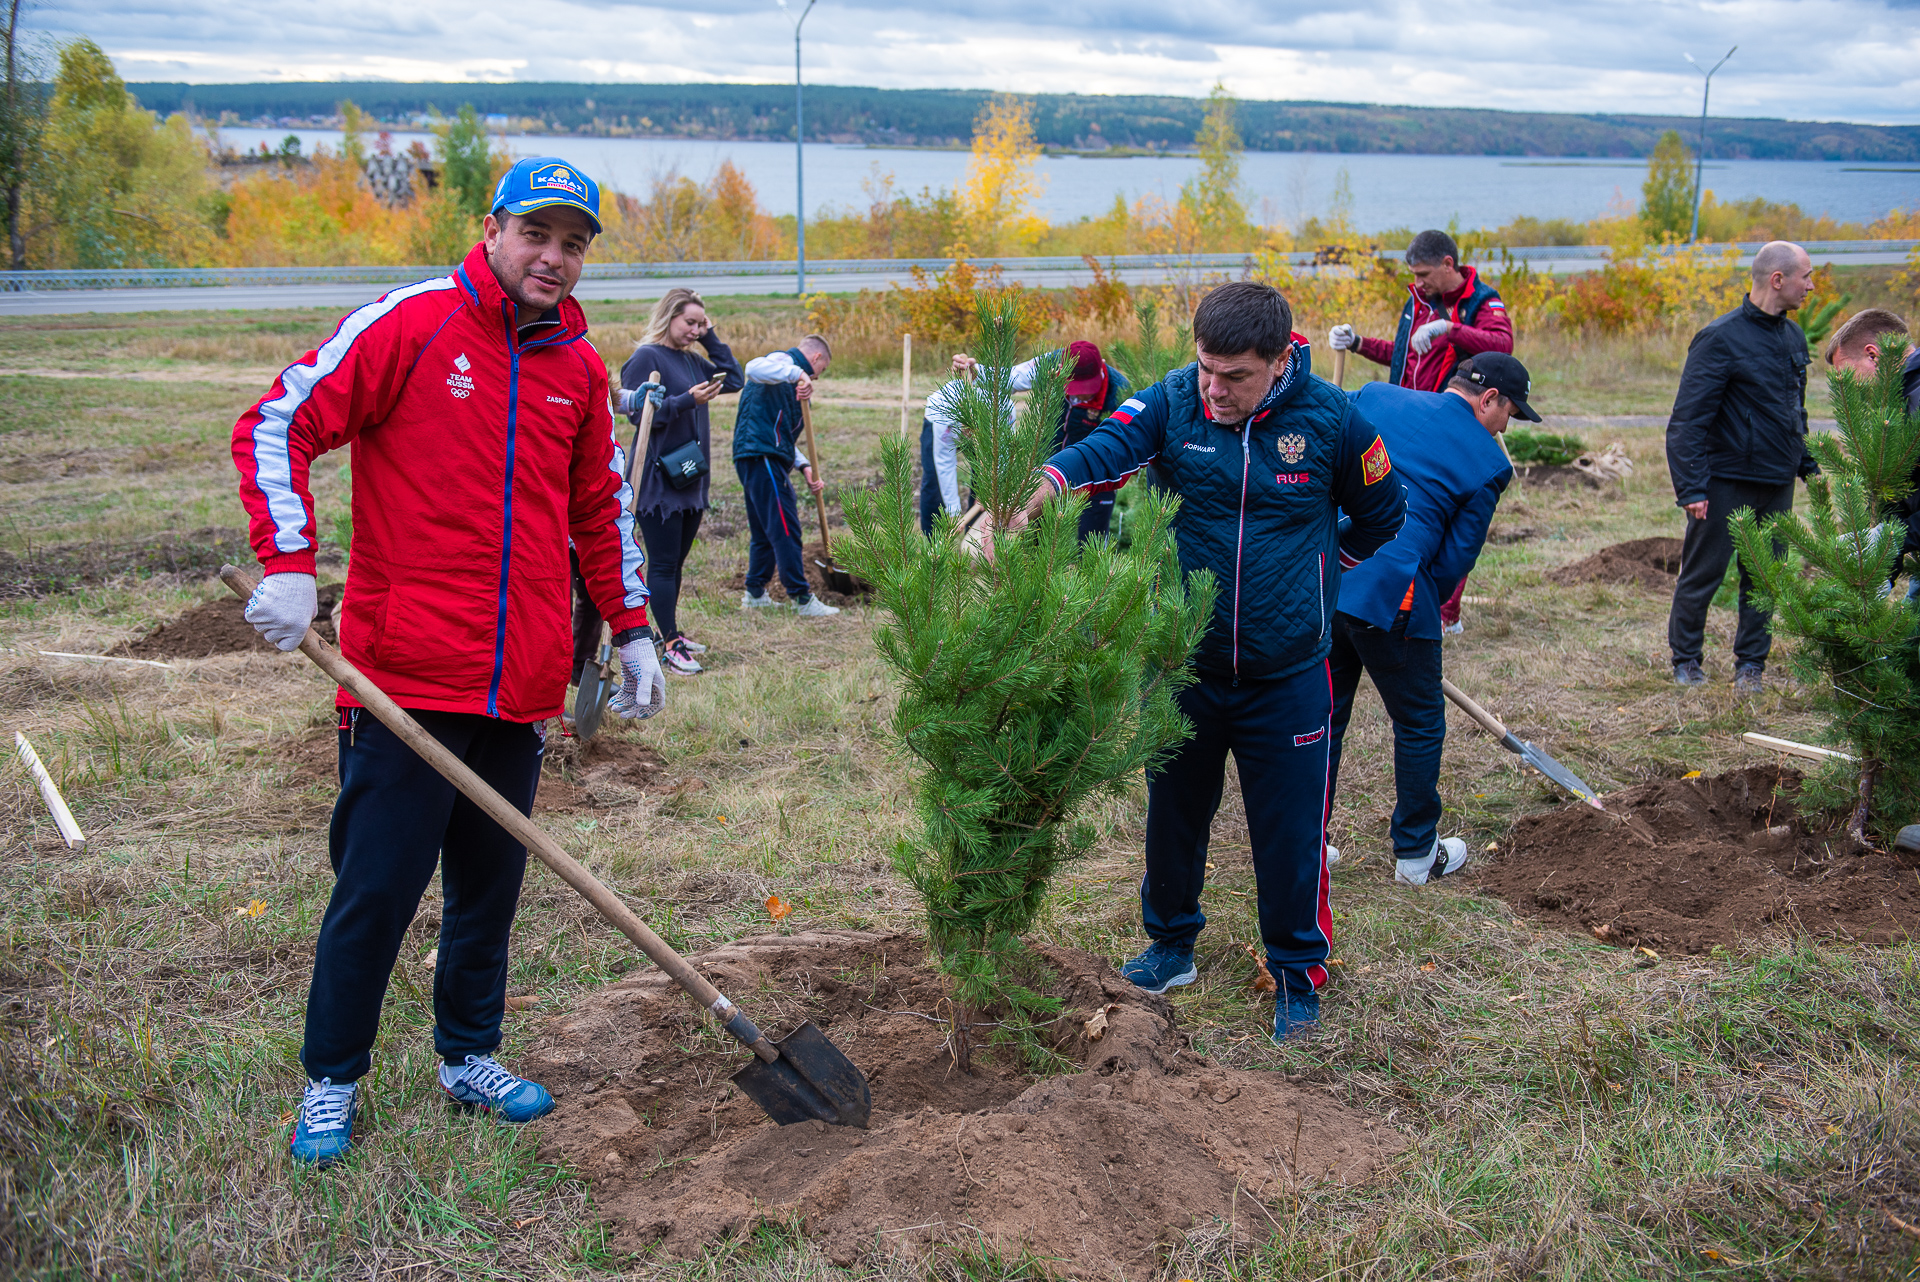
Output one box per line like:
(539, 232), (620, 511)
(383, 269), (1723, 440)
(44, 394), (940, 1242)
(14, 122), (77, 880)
(243, 572), (317, 652)
(1410, 319), (1451, 355)
(609, 636), (665, 720)
(1328, 324), (1358, 352)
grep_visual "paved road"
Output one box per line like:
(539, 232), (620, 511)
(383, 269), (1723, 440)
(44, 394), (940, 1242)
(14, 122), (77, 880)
(4, 243), (1909, 318)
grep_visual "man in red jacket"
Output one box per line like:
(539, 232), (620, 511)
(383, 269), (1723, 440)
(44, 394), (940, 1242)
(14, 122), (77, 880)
(1329, 228), (1514, 632)
(232, 157), (664, 1168)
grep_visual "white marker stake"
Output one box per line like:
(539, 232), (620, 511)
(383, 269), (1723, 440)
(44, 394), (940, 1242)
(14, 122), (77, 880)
(14, 732), (85, 850)
(899, 332), (913, 438)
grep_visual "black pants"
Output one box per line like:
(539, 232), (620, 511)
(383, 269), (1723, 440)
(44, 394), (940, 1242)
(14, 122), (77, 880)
(1326, 612), (1446, 860)
(637, 508), (702, 640)
(303, 709), (542, 1083)
(1667, 477), (1795, 669)
(919, 417), (944, 535)
(737, 455), (810, 601)
(1141, 663), (1334, 999)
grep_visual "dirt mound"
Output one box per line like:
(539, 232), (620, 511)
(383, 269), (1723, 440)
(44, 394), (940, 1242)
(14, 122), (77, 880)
(718, 540), (867, 608)
(1478, 765), (1920, 952)
(1514, 463), (1606, 489)
(114, 585), (341, 658)
(1547, 537), (1684, 590)
(525, 930), (1402, 1278)
(537, 734), (672, 811)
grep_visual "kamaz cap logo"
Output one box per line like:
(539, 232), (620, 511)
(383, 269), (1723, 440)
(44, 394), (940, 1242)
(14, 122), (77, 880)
(453, 352), (471, 373)
(530, 164), (586, 198)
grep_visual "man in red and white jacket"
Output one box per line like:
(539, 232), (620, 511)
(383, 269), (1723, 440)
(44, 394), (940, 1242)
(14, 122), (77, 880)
(1329, 228), (1514, 632)
(232, 157), (665, 1169)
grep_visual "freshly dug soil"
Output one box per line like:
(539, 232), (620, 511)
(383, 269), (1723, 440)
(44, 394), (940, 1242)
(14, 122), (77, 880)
(719, 539), (867, 607)
(1547, 537), (1684, 591)
(526, 930), (1403, 1278)
(1513, 463), (1605, 489)
(1478, 765), (1920, 952)
(115, 585), (341, 658)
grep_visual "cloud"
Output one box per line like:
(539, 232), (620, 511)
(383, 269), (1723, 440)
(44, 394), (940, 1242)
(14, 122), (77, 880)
(39, 0), (1920, 124)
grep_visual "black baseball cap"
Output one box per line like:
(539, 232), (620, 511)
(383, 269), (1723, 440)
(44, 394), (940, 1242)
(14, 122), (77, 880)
(1456, 353), (1542, 422)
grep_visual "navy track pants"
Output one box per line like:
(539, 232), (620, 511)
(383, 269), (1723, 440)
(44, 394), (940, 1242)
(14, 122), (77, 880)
(302, 708), (542, 1083)
(1326, 611), (1446, 860)
(737, 455), (811, 601)
(1142, 663), (1334, 998)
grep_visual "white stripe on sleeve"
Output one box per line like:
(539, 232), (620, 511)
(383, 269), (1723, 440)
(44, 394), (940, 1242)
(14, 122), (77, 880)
(603, 424), (650, 610)
(251, 276), (458, 554)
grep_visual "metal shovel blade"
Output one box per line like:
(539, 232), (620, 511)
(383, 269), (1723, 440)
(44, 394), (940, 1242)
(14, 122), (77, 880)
(731, 1020), (871, 1128)
(1517, 739), (1605, 810)
(572, 658), (611, 743)
(812, 557), (865, 596)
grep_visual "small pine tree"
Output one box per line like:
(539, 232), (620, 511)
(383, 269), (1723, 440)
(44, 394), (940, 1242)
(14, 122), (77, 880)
(1640, 129), (1695, 241)
(841, 299), (1214, 1073)
(1732, 333), (1920, 842)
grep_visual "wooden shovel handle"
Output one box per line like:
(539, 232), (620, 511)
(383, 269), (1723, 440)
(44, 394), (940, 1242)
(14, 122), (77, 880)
(219, 565), (778, 1063)
(1332, 346), (1347, 389)
(1440, 677), (1510, 740)
(798, 397), (833, 558)
(597, 369), (662, 671)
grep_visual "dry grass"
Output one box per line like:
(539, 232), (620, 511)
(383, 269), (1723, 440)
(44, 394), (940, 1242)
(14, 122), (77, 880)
(1, 296), (1916, 1281)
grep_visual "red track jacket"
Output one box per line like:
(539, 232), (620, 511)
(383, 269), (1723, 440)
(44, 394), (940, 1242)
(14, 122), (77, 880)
(1357, 265), (1513, 392)
(232, 242), (649, 722)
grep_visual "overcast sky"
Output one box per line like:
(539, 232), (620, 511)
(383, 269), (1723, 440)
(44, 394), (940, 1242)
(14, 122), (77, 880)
(40, 0), (1920, 125)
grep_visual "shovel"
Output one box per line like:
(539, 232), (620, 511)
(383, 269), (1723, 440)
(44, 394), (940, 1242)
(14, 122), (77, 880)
(220, 565), (870, 1128)
(574, 371), (660, 742)
(1441, 676), (1605, 811)
(797, 397), (865, 595)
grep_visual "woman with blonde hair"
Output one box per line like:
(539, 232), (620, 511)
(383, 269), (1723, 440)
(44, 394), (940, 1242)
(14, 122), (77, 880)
(573, 288), (741, 681)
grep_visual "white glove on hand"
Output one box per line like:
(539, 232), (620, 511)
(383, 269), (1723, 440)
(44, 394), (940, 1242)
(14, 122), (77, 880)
(243, 572), (318, 652)
(1328, 324), (1358, 352)
(1410, 319), (1451, 355)
(615, 382), (665, 416)
(610, 637), (665, 720)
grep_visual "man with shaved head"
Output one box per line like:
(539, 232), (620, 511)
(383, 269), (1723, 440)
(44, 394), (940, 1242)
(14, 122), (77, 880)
(1665, 240), (1816, 694)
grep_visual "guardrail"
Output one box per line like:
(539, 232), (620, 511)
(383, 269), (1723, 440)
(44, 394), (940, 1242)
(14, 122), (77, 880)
(1, 241), (1911, 292)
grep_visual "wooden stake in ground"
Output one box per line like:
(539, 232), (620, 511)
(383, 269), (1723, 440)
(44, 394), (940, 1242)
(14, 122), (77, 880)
(899, 333), (912, 438)
(14, 732), (84, 850)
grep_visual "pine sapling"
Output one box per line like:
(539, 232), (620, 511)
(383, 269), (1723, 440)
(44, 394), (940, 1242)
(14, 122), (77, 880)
(841, 298), (1214, 1072)
(1732, 333), (1920, 842)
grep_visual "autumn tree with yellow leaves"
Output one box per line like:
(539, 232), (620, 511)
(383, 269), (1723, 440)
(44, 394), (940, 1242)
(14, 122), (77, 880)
(958, 95), (1046, 257)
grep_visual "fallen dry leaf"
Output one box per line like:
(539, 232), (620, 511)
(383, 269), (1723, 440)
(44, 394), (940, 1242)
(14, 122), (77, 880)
(1640, 946), (1660, 960)
(1420, 962), (1437, 973)
(423, 948), (438, 968)
(1083, 1003), (1119, 1041)
(515, 1213), (549, 1229)
(1697, 1246), (1742, 1264)
(1682, 770), (1703, 779)
(764, 894), (793, 921)
(1244, 943), (1278, 993)
(505, 995), (540, 1012)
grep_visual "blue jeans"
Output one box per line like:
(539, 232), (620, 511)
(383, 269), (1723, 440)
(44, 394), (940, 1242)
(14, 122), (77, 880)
(736, 455), (811, 601)
(302, 709), (542, 1083)
(1326, 611), (1446, 860)
(1141, 663), (1334, 998)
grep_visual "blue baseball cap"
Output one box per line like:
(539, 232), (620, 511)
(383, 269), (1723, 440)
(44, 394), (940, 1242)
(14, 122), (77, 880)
(490, 157), (602, 234)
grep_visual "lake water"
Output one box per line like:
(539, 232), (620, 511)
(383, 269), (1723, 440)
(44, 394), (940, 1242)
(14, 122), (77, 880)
(213, 127), (1919, 233)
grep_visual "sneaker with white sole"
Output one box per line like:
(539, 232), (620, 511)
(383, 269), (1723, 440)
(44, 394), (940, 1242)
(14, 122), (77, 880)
(1121, 941), (1197, 994)
(674, 635), (709, 654)
(661, 637), (703, 675)
(1442, 620), (1464, 636)
(439, 1054), (555, 1123)
(1325, 844), (1340, 867)
(742, 590), (780, 609)
(792, 595), (840, 618)
(1395, 837), (1469, 887)
(289, 1077), (357, 1168)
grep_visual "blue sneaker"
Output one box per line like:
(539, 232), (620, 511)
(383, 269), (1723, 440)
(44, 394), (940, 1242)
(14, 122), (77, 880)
(440, 1054), (556, 1122)
(289, 1077), (357, 1168)
(1121, 942), (1197, 994)
(1273, 990), (1321, 1042)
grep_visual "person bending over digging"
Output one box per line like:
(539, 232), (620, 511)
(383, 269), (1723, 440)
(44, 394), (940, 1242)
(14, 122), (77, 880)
(231, 156), (666, 1169)
(735, 335), (840, 617)
(1016, 281), (1406, 1040)
(1328, 229), (1514, 637)
(1327, 354), (1533, 887)
(1824, 308), (1920, 603)
(949, 342), (1131, 542)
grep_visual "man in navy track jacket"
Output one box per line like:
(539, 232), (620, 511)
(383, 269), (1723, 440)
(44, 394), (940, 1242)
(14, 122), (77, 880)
(1022, 281), (1406, 1040)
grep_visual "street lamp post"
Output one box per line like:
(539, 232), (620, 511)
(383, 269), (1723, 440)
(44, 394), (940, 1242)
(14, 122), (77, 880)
(779, 0), (819, 296)
(1684, 46), (1736, 243)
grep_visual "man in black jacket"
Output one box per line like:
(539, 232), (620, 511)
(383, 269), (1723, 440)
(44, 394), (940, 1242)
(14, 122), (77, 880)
(1666, 240), (1816, 694)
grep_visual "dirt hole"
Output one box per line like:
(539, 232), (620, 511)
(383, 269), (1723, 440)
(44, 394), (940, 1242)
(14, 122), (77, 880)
(526, 930), (1403, 1277)
(1477, 765), (1920, 952)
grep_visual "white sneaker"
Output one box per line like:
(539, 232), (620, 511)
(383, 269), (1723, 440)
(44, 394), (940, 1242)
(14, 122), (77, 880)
(742, 590), (779, 609)
(1395, 837), (1469, 887)
(661, 637), (703, 675)
(675, 636), (708, 654)
(792, 595), (840, 618)
(1442, 620), (1464, 636)
(1325, 844), (1340, 867)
